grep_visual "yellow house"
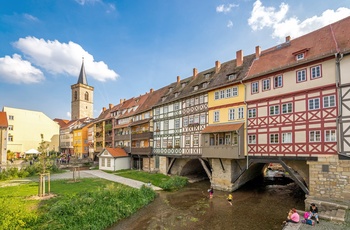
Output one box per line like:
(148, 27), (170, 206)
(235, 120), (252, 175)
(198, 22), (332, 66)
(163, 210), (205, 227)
(72, 124), (89, 159)
(2, 107), (59, 156)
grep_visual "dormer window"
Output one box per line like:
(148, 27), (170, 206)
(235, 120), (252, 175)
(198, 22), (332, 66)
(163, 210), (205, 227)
(162, 97), (167, 102)
(174, 92), (179, 98)
(182, 83), (186, 88)
(204, 73), (211, 79)
(202, 82), (207, 88)
(296, 53), (304, 60)
(228, 74), (237, 81)
(169, 87), (173, 93)
(194, 86), (198, 91)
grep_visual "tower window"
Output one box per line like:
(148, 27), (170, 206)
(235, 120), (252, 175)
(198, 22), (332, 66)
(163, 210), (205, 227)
(85, 92), (89, 101)
(74, 91), (78, 100)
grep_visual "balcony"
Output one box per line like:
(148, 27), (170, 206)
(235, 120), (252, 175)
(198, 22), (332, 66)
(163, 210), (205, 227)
(105, 136), (112, 142)
(114, 134), (130, 141)
(96, 136), (103, 142)
(202, 145), (244, 159)
(131, 147), (153, 155)
(95, 146), (103, 152)
(131, 131), (153, 140)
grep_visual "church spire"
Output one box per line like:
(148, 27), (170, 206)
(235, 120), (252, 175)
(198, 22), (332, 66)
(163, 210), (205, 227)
(77, 57), (88, 85)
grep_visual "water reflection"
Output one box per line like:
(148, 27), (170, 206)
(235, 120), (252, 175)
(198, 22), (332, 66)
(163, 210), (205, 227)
(110, 176), (305, 230)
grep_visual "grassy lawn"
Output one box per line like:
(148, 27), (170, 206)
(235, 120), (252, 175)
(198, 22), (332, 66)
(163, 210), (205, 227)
(112, 169), (188, 191)
(0, 178), (156, 230)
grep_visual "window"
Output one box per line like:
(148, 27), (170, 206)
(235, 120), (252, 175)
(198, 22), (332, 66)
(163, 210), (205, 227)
(194, 86), (198, 91)
(144, 112), (150, 119)
(101, 159), (105, 167)
(182, 83), (186, 88)
(175, 119), (180, 129)
(296, 53), (304, 60)
(220, 90), (225, 99)
(309, 98), (320, 110)
(202, 82), (207, 88)
(238, 107), (244, 119)
(183, 117), (188, 127)
(228, 109), (235, 120)
(296, 69), (306, 82)
(194, 115), (199, 124)
(274, 75), (283, 88)
(214, 111), (220, 122)
(173, 103), (179, 111)
(175, 138), (180, 147)
(107, 158), (111, 167)
(9, 115), (14, 120)
(74, 91), (78, 100)
(310, 131), (321, 142)
(311, 65), (321, 79)
(155, 122), (160, 131)
(8, 125), (13, 131)
(323, 95), (335, 108)
(252, 82), (259, 94)
(193, 135), (199, 146)
(200, 114), (206, 124)
(270, 134), (279, 144)
(225, 134), (231, 145)
(155, 108), (160, 115)
(189, 116), (194, 124)
(282, 133), (292, 143)
(156, 140), (161, 148)
(175, 92), (179, 98)
(248, 108), (256, 118)
(185, 136), (191, 146)
(270, 105), (280, 115)
(248, 135), (256, 144)
(84, 92), (89, 100)
(163, 106), (168, 113)
(325, 130), (336, 142)
(214, 92), (219, 100)
(282, 103), (293, 114)
(232, 87), (238, 96)
(8, 135), (13, 142)
(262, 79), (270, 91)
(169, 87), (173, 92)
(226, 88), (232, 98)
(228, 74), (236, 81)
(199, 95), (204, 103)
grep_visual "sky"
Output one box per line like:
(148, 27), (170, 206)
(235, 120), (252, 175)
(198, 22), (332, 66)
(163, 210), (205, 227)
(1, 0), (350, 120)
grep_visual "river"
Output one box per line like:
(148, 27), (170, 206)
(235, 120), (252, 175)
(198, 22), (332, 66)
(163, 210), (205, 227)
(109, 175), (305, 230)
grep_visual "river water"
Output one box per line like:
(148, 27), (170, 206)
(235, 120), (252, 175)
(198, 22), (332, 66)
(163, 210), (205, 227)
(110, 176), (305, 230)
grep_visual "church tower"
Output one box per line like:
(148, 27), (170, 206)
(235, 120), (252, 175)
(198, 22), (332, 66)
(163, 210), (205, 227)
(71, 58), (94, 120)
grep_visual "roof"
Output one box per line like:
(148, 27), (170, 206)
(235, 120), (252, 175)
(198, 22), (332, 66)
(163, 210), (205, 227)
(202, 123), (244, 133)
(0, 112), (8, 128)
(246, 16), (350, 80)
(77, 58), (88, 85)
(54, 118), (69, 128)
(99, 147), (128, 158)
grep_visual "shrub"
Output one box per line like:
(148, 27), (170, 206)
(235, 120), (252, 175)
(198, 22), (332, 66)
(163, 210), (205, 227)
(159, 176), (188, 191)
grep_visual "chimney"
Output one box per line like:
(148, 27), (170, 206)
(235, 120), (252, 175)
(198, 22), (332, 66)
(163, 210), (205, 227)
(193, 68), (198, 78)
(109, 103), (113, 109)
(150, 88), (154, 93)
(255, 46), (261, 59)
(102, 107), (106, 112)
(120, 99), (123, 104)
(286, 36), (291, 42)
(215, 61), (221, 73)
(177, 76), (181, 83)
(236, 50), (243, 67)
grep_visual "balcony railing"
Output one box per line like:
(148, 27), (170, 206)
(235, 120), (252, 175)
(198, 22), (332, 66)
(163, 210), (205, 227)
(131, 131), (153, 140)
(131, 147), (153, 155)
(202, 145), (244, 159)
(114, 134), (130, 141)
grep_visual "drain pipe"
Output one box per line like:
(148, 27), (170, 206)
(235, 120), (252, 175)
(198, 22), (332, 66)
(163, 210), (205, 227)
(335, 52), (343, 154)
(241, 79), (249, 169)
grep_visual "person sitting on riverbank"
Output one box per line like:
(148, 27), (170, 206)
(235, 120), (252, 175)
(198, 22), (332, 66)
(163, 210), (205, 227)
(208, 187), (213, 199)
(227, 193), (233, 206)
(308, 203), (319, 224)
(283, 208), (300, 225)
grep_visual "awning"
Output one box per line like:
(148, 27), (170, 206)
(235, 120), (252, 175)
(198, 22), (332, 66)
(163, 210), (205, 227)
(25, 148), (41, 154)
(201, 123), (244, 134)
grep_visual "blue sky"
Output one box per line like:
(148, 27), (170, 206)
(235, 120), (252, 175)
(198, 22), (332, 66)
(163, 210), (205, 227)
(1, 0), (350, 119)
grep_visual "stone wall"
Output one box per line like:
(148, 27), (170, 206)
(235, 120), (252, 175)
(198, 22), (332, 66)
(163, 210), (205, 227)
(308, 155), (350, 200)
(143, 157), (156, 172)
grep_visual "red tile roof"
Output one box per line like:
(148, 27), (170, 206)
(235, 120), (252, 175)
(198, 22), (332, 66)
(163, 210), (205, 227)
(0, 112), (8, 128)
(104, 147), (128, 157)
(246, 16), (350, 80)
(202, 123), (243, 133)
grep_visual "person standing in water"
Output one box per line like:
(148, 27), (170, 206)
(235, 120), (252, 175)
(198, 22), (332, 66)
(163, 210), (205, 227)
(227, 193), (233, 206)
(208, 187), (214, 199)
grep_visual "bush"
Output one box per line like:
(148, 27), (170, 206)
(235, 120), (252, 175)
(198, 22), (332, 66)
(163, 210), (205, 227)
(159, 176), (188, 191)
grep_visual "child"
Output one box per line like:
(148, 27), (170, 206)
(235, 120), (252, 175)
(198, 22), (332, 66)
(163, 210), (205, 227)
(227, 193), (233, 205)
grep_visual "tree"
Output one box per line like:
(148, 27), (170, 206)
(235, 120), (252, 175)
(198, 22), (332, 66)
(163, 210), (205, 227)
(37, 134), (51, 196)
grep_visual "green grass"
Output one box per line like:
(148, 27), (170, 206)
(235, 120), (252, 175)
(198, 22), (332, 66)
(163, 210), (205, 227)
(112, 169), (188, 191)
(0, 178), (156, 230)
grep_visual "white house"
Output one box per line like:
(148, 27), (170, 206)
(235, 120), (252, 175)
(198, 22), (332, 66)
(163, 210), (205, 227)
(98, 147), (130, 171)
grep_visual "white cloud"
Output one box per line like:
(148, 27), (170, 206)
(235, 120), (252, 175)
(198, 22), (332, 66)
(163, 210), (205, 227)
(75, 0), (101, 5)
(248, 0), (350, 41)
(227, 20), (233, 28)
(13, 36), (119, 82)
(23, 14), (39, 22)
(216, 3), (239, 13)
(0, 54), (44, 84)
(66, 112), (71, 118)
